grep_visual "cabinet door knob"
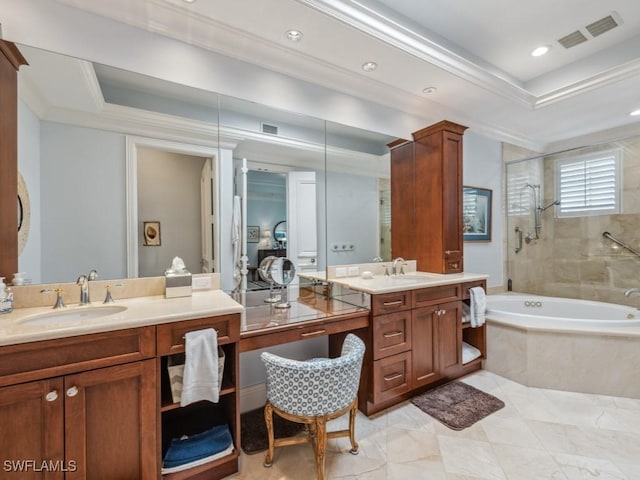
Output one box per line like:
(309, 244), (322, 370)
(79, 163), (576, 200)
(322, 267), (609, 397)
(66, 386), (79, 397)
(440, 309), (447, 315)
(445, 250), (451, 255)
(45, 390), (58, 402)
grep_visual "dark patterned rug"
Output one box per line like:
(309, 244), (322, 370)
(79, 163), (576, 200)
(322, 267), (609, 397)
(240, 406), (305, 454)
(411, 381), (505, 430)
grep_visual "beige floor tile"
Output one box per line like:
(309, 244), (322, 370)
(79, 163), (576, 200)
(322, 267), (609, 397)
(616, 462), (640, 480)
(491, 444), (567, 479)
(438, 435), (506, 479)
(552, 453), (627, 480)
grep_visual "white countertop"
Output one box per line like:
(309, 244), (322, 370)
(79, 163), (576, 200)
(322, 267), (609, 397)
(327, 271), (489, 294)
(0, 290), (244, 346)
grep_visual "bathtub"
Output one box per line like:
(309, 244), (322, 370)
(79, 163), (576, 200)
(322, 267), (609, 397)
(487, 294), (640, 327)
(484, 293), (640, 399)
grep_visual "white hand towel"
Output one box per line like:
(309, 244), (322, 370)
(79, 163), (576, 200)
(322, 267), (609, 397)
(461, 302), (471, 323)
(181, 328), (219, 406)
(469, 286), (487, 328)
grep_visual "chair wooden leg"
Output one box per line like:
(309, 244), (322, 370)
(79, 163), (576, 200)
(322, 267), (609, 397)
(348, 400), (359, 454)
(263, 402), (275, 468)
(314, 416), (327, 480)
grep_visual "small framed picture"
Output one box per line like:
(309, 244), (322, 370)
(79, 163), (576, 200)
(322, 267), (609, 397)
(143, 221), (161, 246)
(247, 225), (260, 243)
(463, 186), (492, 242)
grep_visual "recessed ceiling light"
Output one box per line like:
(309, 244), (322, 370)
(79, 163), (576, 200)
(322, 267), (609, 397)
(422, 87), (437, 94)
(531, 45), (551, 57)
(285, 30), (303, 42)
(362, 61), (378, 72)
(182, 0), (196, 3)
(630, 109), (640, 116)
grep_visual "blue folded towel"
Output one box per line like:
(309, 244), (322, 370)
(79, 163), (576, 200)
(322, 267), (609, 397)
(163, 424), (232, 469)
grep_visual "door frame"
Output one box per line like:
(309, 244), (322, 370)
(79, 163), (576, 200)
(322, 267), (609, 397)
(125, 136), (219, 278)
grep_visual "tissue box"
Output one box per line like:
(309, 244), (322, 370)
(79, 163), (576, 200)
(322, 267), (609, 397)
(167, 349), (225, 404)
(165, 271), (192, 298)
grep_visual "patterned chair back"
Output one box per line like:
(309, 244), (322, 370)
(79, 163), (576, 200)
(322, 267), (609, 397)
(261, 334), (365, 416)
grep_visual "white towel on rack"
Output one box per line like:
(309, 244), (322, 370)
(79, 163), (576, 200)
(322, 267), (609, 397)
(181, 328), (219, 406)
(469, 287), (486, 328)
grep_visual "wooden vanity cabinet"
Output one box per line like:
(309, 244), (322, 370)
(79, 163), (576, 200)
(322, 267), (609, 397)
(157, 313), (240, 480)
(0, 327), (157, 479)
(346, 280), (486, 416)
(390, 121), (467, 274)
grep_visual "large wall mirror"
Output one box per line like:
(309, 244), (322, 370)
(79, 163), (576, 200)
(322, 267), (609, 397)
(14, 42), (395, 290)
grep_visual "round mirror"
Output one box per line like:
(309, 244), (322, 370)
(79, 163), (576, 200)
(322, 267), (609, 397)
(273, 220), (287, 246)
(268, 257), (296, 286)
(258, 256), (277, 282)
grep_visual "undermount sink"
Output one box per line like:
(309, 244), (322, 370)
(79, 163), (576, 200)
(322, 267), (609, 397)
(19, 305), (128, 326)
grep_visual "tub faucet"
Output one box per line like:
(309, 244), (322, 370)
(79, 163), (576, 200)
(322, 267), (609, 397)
(77, 269), (98, 305)
(392, 257), (406, 275)
(624, 288), (640, 297)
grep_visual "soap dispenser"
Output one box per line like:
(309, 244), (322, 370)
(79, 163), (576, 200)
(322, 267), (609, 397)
(0, 277), (13, 314)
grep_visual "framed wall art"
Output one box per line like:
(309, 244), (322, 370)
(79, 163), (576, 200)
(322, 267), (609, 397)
(247, 225), (260, 243)
(463, 186), (492, 242)
(143, 221), (161, 246)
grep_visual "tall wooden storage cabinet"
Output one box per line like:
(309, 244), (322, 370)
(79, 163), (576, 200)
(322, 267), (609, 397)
(390, 121), (467, 274)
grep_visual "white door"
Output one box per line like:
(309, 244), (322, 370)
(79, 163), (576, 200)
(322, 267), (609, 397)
(287, 171), (317, 281)
(200, 158), (215, 273)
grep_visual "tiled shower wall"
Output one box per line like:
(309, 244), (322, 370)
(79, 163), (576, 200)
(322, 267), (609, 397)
(504, 137), (640, 307)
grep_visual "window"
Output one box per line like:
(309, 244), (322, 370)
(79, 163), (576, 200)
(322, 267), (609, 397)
(555, 149), (621, 217)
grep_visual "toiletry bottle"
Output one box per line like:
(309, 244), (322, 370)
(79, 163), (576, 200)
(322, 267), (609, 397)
(0, 277), (13, 314)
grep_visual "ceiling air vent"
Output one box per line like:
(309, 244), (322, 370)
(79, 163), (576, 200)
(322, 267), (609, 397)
(261, 123), (279, 135)
(585, 14), (620, 37)
(558, 30), (588, 49)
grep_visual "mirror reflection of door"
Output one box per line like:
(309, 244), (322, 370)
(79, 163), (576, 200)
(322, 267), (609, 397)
(137, 148), (214, 277)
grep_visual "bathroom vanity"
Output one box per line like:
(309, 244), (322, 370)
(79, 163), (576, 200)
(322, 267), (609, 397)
(327, 272), (487, 416)
(0, 283), (371, 479)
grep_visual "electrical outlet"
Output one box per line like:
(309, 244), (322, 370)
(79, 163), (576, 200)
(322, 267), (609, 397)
(192, 275), (212, 289)
(335, 267), (348, 277)
(347, 266), (359, 276)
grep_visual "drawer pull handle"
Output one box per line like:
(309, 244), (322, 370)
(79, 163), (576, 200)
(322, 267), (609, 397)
(445, 250), (451, 254)
(383, 331), (403, 338)
(300, 329), (326, 338)
(382, 300), (404, 306)
(66, 386), (79, 397)
(383, 372), (403, 382)
(45, 390), (58, 402)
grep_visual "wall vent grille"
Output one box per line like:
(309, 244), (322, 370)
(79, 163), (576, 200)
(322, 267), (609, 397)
(261, 123), (279, 135)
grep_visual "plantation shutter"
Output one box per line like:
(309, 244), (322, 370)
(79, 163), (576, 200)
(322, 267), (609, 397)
(556, 150), (621, 217)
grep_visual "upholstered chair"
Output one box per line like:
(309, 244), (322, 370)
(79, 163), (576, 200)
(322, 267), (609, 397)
(260, 333), (365, 480)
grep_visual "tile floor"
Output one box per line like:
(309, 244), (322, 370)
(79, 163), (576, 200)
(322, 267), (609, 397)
(230, 370), (640, 479)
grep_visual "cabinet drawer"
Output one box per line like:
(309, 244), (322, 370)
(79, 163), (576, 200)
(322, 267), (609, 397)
(372, 351), (412, 404)
(157, 314), (240, 355)
(371, 291), (412, 315)
(0, 327), (156, 387)
(373, 311), (411, 360)
(444, 250), (463, 273)
(462, 280), (487, 299)
(412, 284), (461, 308)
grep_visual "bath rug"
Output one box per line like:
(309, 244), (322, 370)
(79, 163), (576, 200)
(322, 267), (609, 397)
(240, 406), (305, 454)
(411, 381), (504, 430)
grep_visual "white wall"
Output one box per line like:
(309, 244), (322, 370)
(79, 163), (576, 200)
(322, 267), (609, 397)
(326, 170), (379, 265)
(137, 149), (206, 277)
(40, 122), (126, 283)
(17, 100), (41, 283)
(463, 130), (504, 288)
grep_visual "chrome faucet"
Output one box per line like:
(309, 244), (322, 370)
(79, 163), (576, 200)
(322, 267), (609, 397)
(77, 269), (98, 305)
(391, 257), (406, 275)
(624, 288), (640, 297)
